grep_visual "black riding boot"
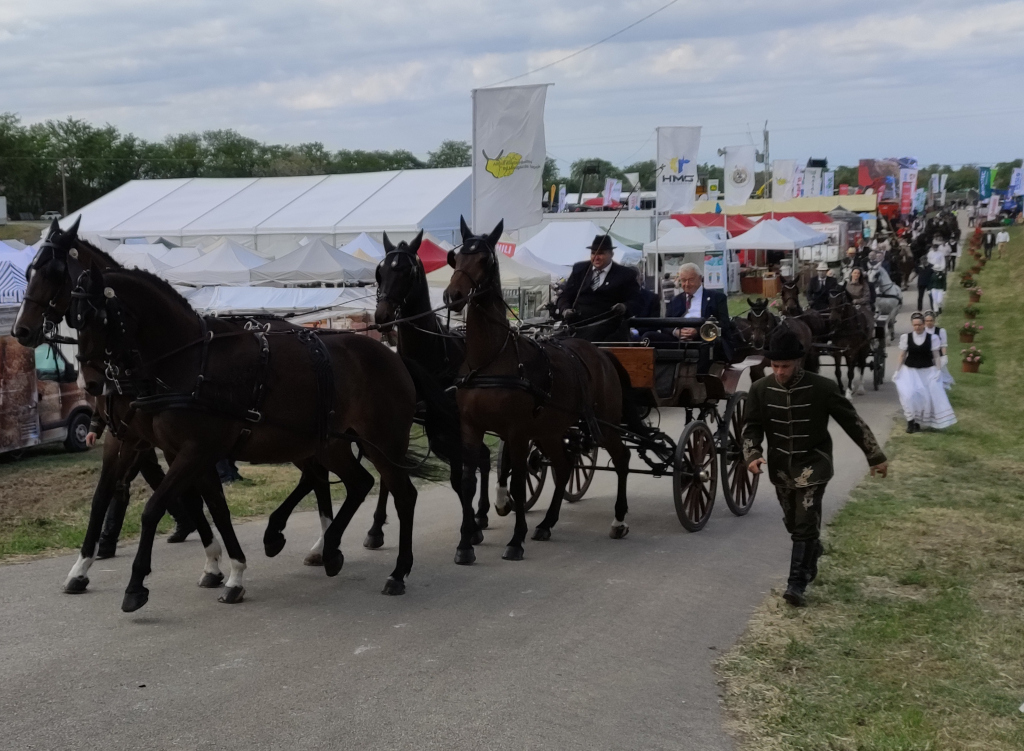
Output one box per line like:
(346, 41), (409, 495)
(805, 539), (824, 583)
(783, 541), (809, 607)
(165, 498), (196, 543)
(907, 420), (916, 433)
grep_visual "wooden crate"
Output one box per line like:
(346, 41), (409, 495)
(603, 347), (655, 389)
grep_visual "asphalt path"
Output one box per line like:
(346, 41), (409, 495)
(0, 323), (908, 751)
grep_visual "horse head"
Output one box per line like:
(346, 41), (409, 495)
(375, 230), (425, 330)
(780, 280), (802, 314)
(68, 266), (123, 397)
(444, 216), (503, 313)
(13, 217), (85, 346)
(745, 297), (777, 350)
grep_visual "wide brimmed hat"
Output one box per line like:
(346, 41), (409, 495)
(768, 328), (806, 361)
(588, 234), (614, 253)
(816, 261), (829, 271)
(846, 247), (857, 255)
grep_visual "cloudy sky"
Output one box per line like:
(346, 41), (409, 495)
(3, 0), (1023, 171)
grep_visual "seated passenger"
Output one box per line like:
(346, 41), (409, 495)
(845, 267), (872, 310)
(556, 234), (639, 342)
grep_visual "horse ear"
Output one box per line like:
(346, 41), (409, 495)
(746, 297), (754, 307)
(382, 232), (395, 253)
(408, 230), (423, 255)
(447, 250), (456, 268)
(48, 218), (60, 237)
(487, 220), (503, 249)
(67, 215), (81, 237)
(460, 216), (471, 241)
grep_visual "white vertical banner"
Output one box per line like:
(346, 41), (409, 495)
(557, 184), (567, 213)
(803, 167), (822, 197)
(723, 145), (756, 206)
(656, 126), (701, 213)
(988, 194), (1000, 220)
(821, 171), (835, 196)
(939, 173), (949, 193)
(1007, 168), (1022, 196)
(793, 165), (805, 199)
(771, 159), (797, 201)
(603, 177), (615, 207)
(471, 84), (549, 232)
(611, 179), (623, 203)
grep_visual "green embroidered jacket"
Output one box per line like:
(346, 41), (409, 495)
(742, 370), (886, 488)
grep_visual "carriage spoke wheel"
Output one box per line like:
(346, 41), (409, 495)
(873, 338), (886, 390)
(672, 422), (718, 532)
(496, 439), (548, 512)
(721, 392), (759, 516)
(565, 446), (598, 503)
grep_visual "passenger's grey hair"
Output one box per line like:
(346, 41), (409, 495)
(677, 262), (703, 278)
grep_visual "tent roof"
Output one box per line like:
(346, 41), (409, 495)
(725, 219), (803, 250)
(188, 286), (375, 316)
(112, 250), (172, 274)
(337, 232), (385, 260)
(250, 238), (376, 284)
(425, 253), (550, 289)
(0, 244), (31, 270)
(417, 238), (450, 274)
(159, 247), (203, 267)
(643, 226), (722, 254)
(163, 238), (267, 285)
(61, 168), (471, 239)
(0, 260), (27, 304)
(768, 211), (834, 224)
(517, 221), (622, 267)
(671, 213), (756, 234)
(778, 217), (829, 245)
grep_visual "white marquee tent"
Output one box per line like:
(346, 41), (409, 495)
(0, 243), (31, 271)
(187, 286), (376, 317)
(163, 238), (267, 286)
(250, 238), (376, 285)
(58, 168), (471, 257)
(0, 260), (27, 304)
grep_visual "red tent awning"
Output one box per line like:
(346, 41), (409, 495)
(417, 238), (450, 274)
(765, 211), (833, 225)
(670, 213), (756, 235)
(583, 197), (623, 208)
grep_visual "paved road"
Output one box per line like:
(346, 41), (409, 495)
(0, 331), (905, 751)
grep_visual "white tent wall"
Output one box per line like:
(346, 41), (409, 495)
(417, 175), (472, 246)
(516, 210), (656, 247)
(108, 178), (257, 238)
(59, 178), (193, 236)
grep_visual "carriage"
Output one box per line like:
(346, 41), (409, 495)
(813, 310), (889, 391)
(498, 317), (762, 532)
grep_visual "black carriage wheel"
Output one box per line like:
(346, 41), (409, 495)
(873, 339), (886, 390)
(672, 422), (718, 532)
(721, 392), (759, 517)
(496, 439), (548, 511)
(565, 446), (598, 503)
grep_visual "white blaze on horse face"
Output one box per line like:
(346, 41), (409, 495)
(203, 540), (223, 575)
(308, 514), (331, 554)
(66, 552), (95, 584)
(225, 558), (246, 589)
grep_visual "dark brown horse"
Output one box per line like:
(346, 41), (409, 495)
(743, 297), (818, 373)
(17, 237), (421, 610)
(827, 288), (873, 397)
(780, 280), (827, 341)
(443, 218), (634, 560)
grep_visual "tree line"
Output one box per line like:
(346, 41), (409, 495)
(1, 113), (1018, 219)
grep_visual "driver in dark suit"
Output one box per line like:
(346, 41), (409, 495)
(556, 234), (639, 341)
(807, 262), (837, 312)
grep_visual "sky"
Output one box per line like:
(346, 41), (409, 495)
(2, 0), (1023, 173)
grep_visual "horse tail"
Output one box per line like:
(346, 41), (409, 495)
(601, 349), (649, 436)
(400, 357), (461, 474)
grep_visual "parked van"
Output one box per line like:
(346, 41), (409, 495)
(0, 305), (94, 456)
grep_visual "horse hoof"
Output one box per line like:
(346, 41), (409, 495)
(198, 572), (224, 588)
(303, 552), (324, 567)
(609, 524), (629, 540)
(471, 529), (485, 546)
(218, 586), (245, 604)
(323, 550), (344, 577)
(532, 527), (551, 541)
(382, 577), (406, 596)
(263, 532), (286, 558)
(494, 504), (511, 518)
(64, 576), (89, 594)
(96, 546), (116, 560)
(363, 532), (384, 550)
(475, 515), (489, 531)
(121, 587), (149, 613)
(454, 547), (476, 565)
(502, 545), (524, 561)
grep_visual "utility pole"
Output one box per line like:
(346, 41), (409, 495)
(60, 159), (68, 217)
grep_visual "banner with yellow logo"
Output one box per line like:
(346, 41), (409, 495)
(771, 159), (797, 202)
(656, 126), (701, 213)
(472, 84), (549, 232)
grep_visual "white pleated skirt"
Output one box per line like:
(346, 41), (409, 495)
(893, 366), (957, 429)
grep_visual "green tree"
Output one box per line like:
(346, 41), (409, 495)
(564, 158), (624, 193)
(427, 140), (471, 168)
(622, 159), (656, 190)
(992, 159), (1022, 190)
(201, 129), (271, 177)
(833, 165), (858, 188)
(332, 149), (425, 173)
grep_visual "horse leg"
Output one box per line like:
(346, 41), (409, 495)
(495, 440), (512, 517)
(374, 458), (417, 595)
(531, 435), (571, 542)
(363, 484), (389, 550)
(502, 435), (531, 561)
(194, 467), (247, 605)
(474, 442), (491, 531)
(452, 444), (484, 565)
(604, 433), (632, 539)
(319, 442), (376, 578)
(304, 464), (335, 566)
(96, 471), (133, 559)
(833, 351), (844, 390)
(183, 486), (224, 589)
(65, 437), (132, 593)
(263, 465), (318, 558)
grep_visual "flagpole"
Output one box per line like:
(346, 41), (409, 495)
(470, 89), (477, 233)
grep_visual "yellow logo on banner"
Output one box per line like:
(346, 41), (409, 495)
(482, 150), (523, 178)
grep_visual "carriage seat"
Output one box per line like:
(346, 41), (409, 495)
(727, 355), (766, 372)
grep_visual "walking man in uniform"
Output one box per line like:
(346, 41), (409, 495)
(743, 328), (888, 606)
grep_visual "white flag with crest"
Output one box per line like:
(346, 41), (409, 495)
(472, 84), (549, 232)
(724, 145), (756, 206)
(772, 159), (797, 201)
(656, 126), (701, 213)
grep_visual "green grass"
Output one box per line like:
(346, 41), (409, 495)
(717, 227), (1024, 750)
(0, 221), (44, 243)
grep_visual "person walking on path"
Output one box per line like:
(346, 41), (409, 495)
(743, 328), (888, 607)
(926, 239), (947, 312)
(915, 255), (933, 312)
(996, 228), (1010, 258)
(983, 230), (997, 259)
(893, 312), (957, 433)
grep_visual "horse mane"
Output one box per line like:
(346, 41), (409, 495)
(106, 267), (200, 321)
(74, 237), (121, 269)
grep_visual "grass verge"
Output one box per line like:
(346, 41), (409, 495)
(717, 227), (1024, 750)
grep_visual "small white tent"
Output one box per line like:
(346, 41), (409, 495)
(113, 251), (172, 274)
(425, 253), (551, 289)
(112, 242), (169, 259)
(0, 260), (27, 304)
(187, 286), (375, 316)
(250, 238), (377, 285)
(643, 226), (721, 254)
(337, 232), (386, 262)
(516, 220), (622, 267)
(0, 243), (31, 271)
(159, 247), (203, 267)
(725, 220), (803, 250)
(778, 217), (829, 246)
(163, 238), (266, 286)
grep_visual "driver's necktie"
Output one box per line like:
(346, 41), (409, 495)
(592, 270), (604, 290)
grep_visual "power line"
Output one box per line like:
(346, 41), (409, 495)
(484, 0), (680, 88)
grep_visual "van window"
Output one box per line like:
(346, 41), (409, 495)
(35, 345), (76, 382)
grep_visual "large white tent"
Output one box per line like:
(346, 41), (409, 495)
(250, 238), (376, 285)
(163, 238), (267, 286)
(58, 168), (471, 257)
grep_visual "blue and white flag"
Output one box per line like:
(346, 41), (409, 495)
(656, 126), (701, 213)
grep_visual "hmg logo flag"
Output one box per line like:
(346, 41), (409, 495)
(656, 126), (701, 213)
(472, 84), (549, 232)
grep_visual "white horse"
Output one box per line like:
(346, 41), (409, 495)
(867, 264), (902, 341)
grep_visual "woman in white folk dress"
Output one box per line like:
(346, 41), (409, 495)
(893, 312), (957, 433)
(923, 311), (954, 391)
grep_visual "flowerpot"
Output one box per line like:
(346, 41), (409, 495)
(959, 332), (974, 343)
(971, 265), (981, 273)
(969, 292), (981, 303)
(962, 361), (980, 373)
(965, 311), (977, 319)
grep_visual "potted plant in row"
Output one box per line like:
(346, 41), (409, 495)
(960, 272), (976, 288)
(964, 304), (980, 319)
(969, 287), (983, 304)
(959, 320), (983, 343)
(961, 346), (984, 373)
